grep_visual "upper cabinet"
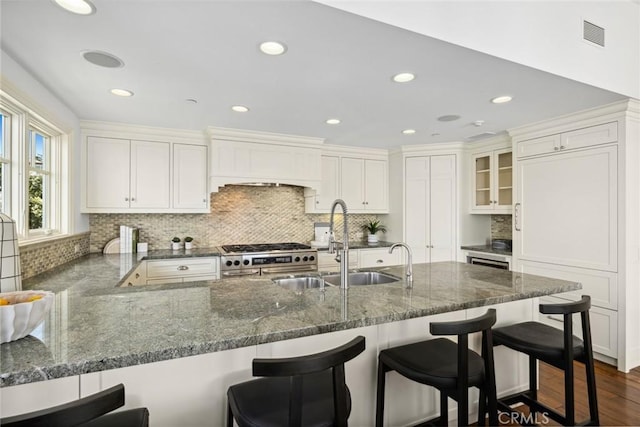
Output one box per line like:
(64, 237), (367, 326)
(305, 146), (389, 214)
(471, 148), (512, 214)
(81, 122), (209, 213)
(516, 122), (617, 158)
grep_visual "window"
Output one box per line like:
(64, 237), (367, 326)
(0, 91), (69, 241)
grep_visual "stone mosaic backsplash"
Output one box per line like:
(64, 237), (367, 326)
(19, 232), (91, 280)
(90, 185), (381, 252)
(491, 214), (513, 240)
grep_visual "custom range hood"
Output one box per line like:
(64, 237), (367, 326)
(207, 127), (324, 193)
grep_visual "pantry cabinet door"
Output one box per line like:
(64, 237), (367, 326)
(86, 136), (130, 209)
(405, 157), (430, 263)
(429, 155), (456, 262)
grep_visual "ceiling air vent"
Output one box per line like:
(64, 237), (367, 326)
(466, 132), (496, 141)
(583, 20), (605, 47)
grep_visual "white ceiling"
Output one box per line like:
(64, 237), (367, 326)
(0, 0), (628, 148)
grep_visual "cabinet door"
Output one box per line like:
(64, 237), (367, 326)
(495, 149), (513, 211)
(341, 157), (365, 210)
(317, 155), (340, 210)
(471, 152), (492, 211)
(405, 157), (430, 263)
(429, 155), (456, 262)
(86, 137), (130, 209)
(174, 144), (208, 210)
(130, 140), (170, 208)
(364, 159), (388, 211)
(516, 145), (617, 271)
(358, 248), (401, 268)
(516, 134), (561, 158)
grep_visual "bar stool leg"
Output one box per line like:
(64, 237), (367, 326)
(375, 361), (387, 427)
(227, 403), (233, 427)
(565, 360), (575, 426)
(477, 389), (487, 426)
(438, 392), (448, 426)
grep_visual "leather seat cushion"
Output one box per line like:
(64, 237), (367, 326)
(493, 321), (585, 363)
(83, 408), (149, 427)
(379, 337), (486, 390)
(228, 370), (351, 427)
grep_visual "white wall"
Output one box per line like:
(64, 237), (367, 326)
(0, 49), (88, 233)
(317, 0), (640, 99)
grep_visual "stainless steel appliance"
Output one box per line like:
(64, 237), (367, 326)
(220, 243), (318, 276)
(466, 251), (511, 270)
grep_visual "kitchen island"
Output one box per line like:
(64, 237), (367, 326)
(0, 253), (580, 426)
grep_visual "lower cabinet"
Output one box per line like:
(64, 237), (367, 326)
(122, 257), (220, 286)
(317, 250), (358, 272)
(317, 247), (401, 272)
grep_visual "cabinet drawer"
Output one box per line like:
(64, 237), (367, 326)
(518, 260), (617, 310)
(538, 295), (617, 358)
(318, 251), (357, 271)
(147, 258), (218, 278)
(517, 134), (561, 158)
(561, 122), (617, 151)
(359, 248), (401, 268)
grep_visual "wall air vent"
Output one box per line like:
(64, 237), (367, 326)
(583, 20), (605, 47)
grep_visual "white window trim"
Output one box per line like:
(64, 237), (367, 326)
(0, 89), (71, 243)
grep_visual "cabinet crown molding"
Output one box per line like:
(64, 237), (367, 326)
(207, 126), (325, 148)
(80, 120), (207, 144)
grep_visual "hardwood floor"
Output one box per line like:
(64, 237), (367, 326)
(481, 360), (640, 426)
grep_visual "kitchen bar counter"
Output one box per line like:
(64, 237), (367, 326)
(1, 253), (579, 387)
(460, 244), (513, 256)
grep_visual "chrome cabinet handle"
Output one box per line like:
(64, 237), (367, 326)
(554, 146), (559, 151)
(515, 202), (521, 231)
(177, 265), (189, 271)
(376, 259), (384, 264)
(131, 197), (135, 202)
(560, 145), (566, 149)
(125, 197), (129, 201)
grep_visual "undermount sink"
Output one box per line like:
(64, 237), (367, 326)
(322, 271), (401, 286)
(272, 276), (333, 291)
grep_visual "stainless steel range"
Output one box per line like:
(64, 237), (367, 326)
(220, 242), (318, 276)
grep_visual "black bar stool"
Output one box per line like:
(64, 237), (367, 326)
(227, 335), (366, 427)
(375, 309), (498, 426)
(492, 295), (599, 426)
(0, 383), (149, 427)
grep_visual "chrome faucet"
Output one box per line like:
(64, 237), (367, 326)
(390, 243), (413, 286)
(329, 199), (349, 289)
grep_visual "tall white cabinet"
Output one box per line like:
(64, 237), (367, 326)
(511, 100), (640, 371)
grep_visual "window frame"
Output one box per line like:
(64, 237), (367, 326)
(0, 90), (70, 243)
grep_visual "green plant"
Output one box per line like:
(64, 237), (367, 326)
(184, 236), (193, 242)
(171, 237), (181, 243)
(363, 219), (387, 235)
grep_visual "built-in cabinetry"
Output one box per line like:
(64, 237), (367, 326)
(404, 155), (457, 264)
(122, 257), (220, 286)
(471, 148), (512, 213)
(305, 146), (389, 214)
(512, 119), (622, 365)
(81, 122), (209, 213)
(317, 247), (400, 272)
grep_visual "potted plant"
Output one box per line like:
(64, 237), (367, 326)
(363, 220), (387, 244)
(184, 236), (194, 250)
(171, 237), (181, 250)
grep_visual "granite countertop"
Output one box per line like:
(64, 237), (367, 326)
(0, 253), (579, 387)
(460, 244), (513, 256)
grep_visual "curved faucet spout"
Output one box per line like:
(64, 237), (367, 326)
(390, 243), (413, 287)
(329, 199), (349, 289)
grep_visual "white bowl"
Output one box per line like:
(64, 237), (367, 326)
(0, 291), (54, 344)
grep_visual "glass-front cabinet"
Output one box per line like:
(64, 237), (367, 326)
(471, 149), (512, 213)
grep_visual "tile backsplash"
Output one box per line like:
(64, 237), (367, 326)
(90, 185), (380, 252)
(20, 232), (91, 279)
(490, 215), (512, 240)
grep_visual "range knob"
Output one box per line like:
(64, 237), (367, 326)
(233, 260), (240, 266)
(225, 260), (233, 267)
(303, 256), (309, 262)
(309, 255), (315, 261)
(243, 260), (250, 266)
(294, 256), (301, 262)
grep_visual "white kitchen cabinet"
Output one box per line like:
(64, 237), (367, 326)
(85, 137), (170, 210)
(405, 155), (456, 264)
(515, 145), (617, 272)
(341, 157), (388, 212)
(146, 257), (219, 285)
(516, 122), (617, 158)
(304, 155), (340, 213)
(358, 247), (401, 268)
(173, 143), (208, 210)
(470, 148), (512, 213)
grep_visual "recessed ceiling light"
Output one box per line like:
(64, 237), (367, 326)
(231, 105), (249, 112)
(437, 114), (461, 122)
(392, 72), (415, 83)
(53, 0), (96, 15)
(326, 118), (341, 125)
(259, 41), (287, 56)
(82, 50), (123, 68)
(473, 120), (485, 127)
(491, 95), (513, 104)
(110, 88), (133, 97)
(402, 129), (416, 135)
